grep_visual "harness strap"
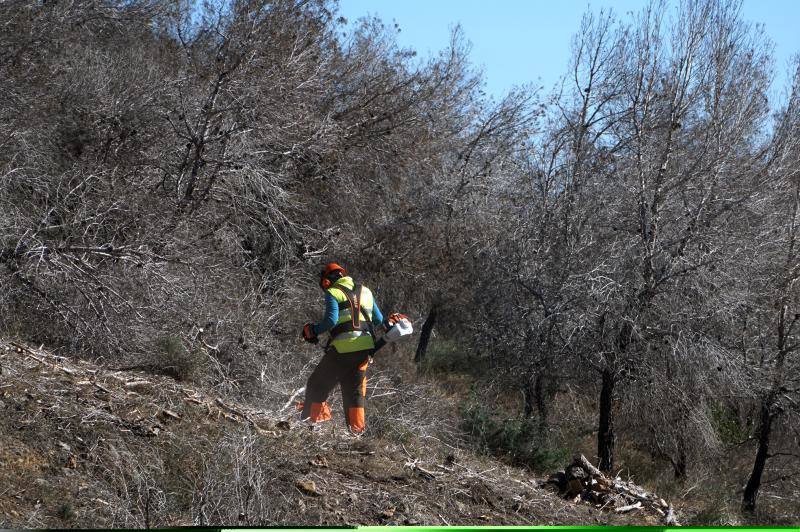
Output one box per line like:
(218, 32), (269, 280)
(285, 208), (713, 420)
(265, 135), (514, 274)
(330, 321), (372, 337)
(329, 283), (372, 338)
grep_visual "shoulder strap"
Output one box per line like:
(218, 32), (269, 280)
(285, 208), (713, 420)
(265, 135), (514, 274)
(335, 284), (362, 328)
(329, 284), (372, 338)
(330, 284), (352, 310)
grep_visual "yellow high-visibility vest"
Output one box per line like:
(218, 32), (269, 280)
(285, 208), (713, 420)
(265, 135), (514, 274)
(327, 277), (376, 353)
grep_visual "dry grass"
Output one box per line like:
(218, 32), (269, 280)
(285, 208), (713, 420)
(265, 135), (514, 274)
(0, 337), (682, 527)
(4, 337), (796, 527)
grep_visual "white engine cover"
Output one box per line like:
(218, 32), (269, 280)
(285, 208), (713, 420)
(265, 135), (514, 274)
(384, 318), (413, 342)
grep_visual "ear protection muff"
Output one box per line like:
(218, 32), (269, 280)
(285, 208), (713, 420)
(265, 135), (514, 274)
(320, 274), (333, 290)
(319, 262), (346, 290)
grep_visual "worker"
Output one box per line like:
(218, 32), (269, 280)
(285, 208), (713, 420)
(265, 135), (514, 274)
(300, 262), (393, 433)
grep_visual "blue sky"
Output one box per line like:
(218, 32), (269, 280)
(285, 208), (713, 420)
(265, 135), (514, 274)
(337, 0), (800, 103)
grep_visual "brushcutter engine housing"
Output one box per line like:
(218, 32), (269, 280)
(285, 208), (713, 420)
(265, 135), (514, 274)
(384, 316), (413, 342)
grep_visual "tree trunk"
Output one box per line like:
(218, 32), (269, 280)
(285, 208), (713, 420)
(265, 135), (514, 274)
(522, 372), (548, 425)
(597, 367), (616, 472)
(670, 429), (687, 480)
(534, 373), (548, 426)
(523, 375), (535, 418)
(414, 304), (438, 364)
(673, 444), (687, 480)
(742, 397), (774, 513)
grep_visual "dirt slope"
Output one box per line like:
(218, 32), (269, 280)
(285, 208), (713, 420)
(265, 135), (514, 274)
(0, 338), (667, 528)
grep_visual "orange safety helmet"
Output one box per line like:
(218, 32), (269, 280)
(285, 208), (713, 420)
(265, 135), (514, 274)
(319, 262), (346, 289)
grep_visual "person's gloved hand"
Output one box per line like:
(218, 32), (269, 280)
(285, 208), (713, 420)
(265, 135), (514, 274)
(302, 323), (318, 344)
(385, 313), (409, 329)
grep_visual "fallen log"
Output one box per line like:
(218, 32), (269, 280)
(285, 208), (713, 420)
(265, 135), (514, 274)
(615, 501), (642, 513)
(575, 454), (603, 477)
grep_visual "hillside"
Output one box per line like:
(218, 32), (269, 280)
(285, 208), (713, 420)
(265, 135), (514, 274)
(3, 0), (800, 521)
(0, 337), (674, 528)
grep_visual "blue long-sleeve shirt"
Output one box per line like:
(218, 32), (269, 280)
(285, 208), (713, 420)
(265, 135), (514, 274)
(313, 292), (384, 335)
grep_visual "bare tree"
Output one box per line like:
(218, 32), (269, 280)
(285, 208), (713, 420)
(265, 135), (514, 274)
(735, 58), (800, 513)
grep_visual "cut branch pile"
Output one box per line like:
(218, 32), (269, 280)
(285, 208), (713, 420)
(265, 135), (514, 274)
(543, 455), (679, 525)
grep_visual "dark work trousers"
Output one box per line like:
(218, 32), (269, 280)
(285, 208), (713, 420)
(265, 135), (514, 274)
(300, 347), (371, 433)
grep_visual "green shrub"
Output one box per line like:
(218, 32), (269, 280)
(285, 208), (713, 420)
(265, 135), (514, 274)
(689, 495), (740, 525)
(57, 502), (76, 521)
(152, 335), (204, 382)
(420, 338), (484, 376)
(461, 397), (567, 472)
(709, 403), (754, 447)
